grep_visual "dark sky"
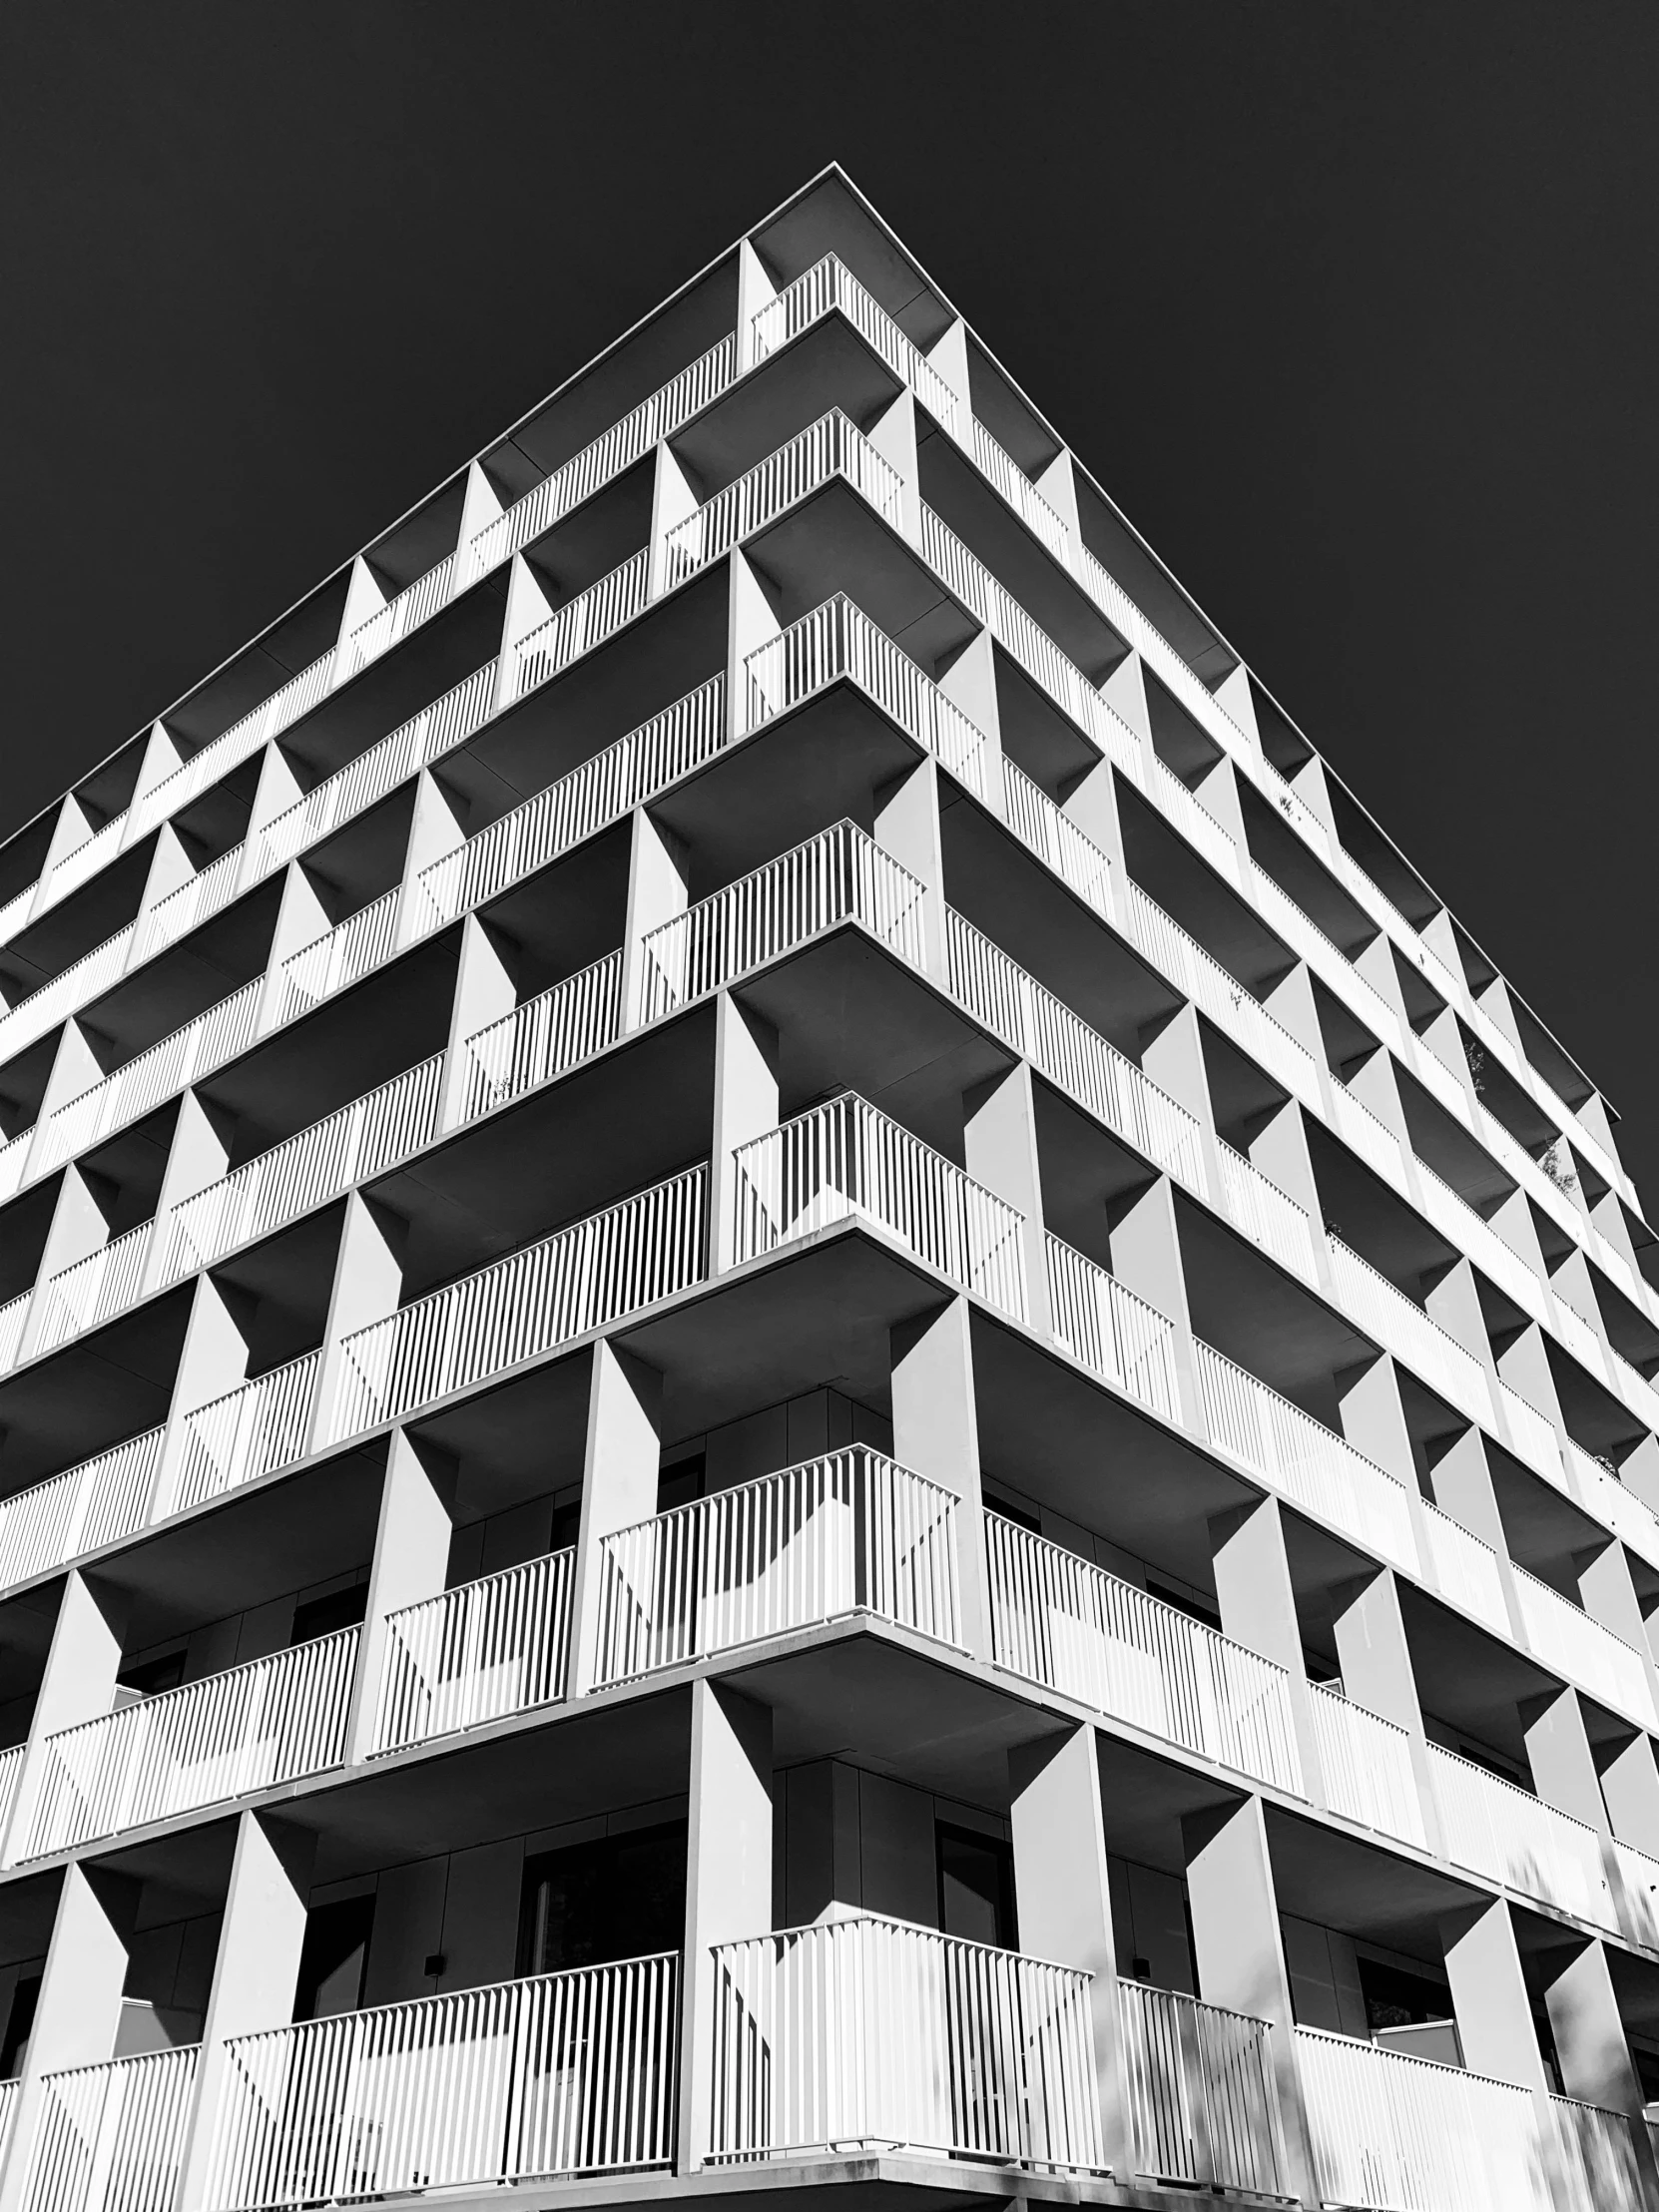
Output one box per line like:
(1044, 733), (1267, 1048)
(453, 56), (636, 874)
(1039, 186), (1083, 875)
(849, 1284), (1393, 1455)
(3, 3), (1655, 1186)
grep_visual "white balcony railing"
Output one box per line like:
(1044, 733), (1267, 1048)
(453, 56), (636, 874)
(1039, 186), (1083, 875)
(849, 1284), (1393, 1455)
(751, 256), (961, 431)
(594, 1449), (959, 1684)
(22, 2042), (199, 2212)
(664, 412), (903, 589)
(1150, 758), (1240, 879)
(332, 1167), (707, 1440)
(709, 1915), (1101, 2172)
(1551, 2093), (1645, 2212)
(462, 331), (737, 583)
(1215, 1140), (1319, 1282)
(0, 1747), (23, 1840)
(504, 549), (651, 708)
(460, 953), (623, 1123)
(31, 1225), (153, 1358)
(919, 508), (1142, 785)
(1245, 858), (1401, 1055)
(35, 813), (130, 915)
(0, 1430), (163, 1594)
(0, 1294), (27, 1378)
(1425, 1743), (1613, 1930)
(132, 842), (244, 964)
(1194, 1340), (1419, 1573)
(1327, 1239), (1495, 1428)
(26, 1627), (358, 1857)
(252, 664), (495, 880)
(741, 595), (992, 799)
(944, 909), (1204, 1191)
(1413, 1162), (1548, 1326)
(1044, 1238), (1181, 1428)
(129, 651), (334, 842)
(637, 822), (926, 1023)
(206, 1955), (678, 2209)
(1116, 1978), (1284, 2200)
(986, 1516), (1302, 1795)
(0, 926), (136, 1068)
(374, 1547), (576, 1755)
(729, 1098), (1026, 1322)
(967, 418), (1072, 564)
(273, 888), (400, 1026)
(415, 675), (726, 934)
(1308, 1682), (1426, 1849)
(1328, 1078), (1408, 1191)
(1420, 1502), (1510, 1637)
(1498, 1382), (1567, 1490)
(340, 552), (458, 680)
(160, 1059), (443, 1288)
(1614, 1837), (1659, 1949)
(1297, 2026), (1556, 2212)
(35, 980), (264, 1179)
(1002, 761), (1116, 914)
(175, 1354), (321, 1514)
(1118, 881), (1322, 1108)
(1512, 1565), (1658, 1730)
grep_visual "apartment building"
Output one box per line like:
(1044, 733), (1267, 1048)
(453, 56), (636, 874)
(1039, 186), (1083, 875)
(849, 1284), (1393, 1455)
(0, 165), (1651, 2212)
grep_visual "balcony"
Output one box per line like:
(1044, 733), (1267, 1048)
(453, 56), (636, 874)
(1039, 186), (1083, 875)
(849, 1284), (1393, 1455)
(459, 953), (623, 1124)
(985, 1516), (1303, 1796)
(271, 888), (400, 1029)
(1193, 1340), (1419, 1573)
(636, 822), (926, 1024)
(206, 1955), (679, 2209)
(128, 651), (335, 843)
(944, 907), (1204, 1191)
(1045, 1236), (1181, 1424)
(0, 1429), (162, 1593)
(592, 1448), (959, 1685)
(338, 552), (460, 681)
(1308, 1681), (1426, 1849)
(730, 1097), (1026, 1323)
(176, 1354), (320, 1513)
(1419, 1503), (1509, 1636)
(158, 1059), (443, 1288)
(24, 1626), (358, 1857)
(752, 256), (961, 432)
(414, 675), (726, 936)
(501, 549), (651, 709)
(132, 844), (245, 965)
(663, 411), (903, 590)
(331, 1166), (708, 1440)
(741, 595), (993, 800)
(708, 1914), (1102, 2172)
(22, 2043), (199, 2212)
(1214, 1139), (1318, 1283)
(1001, 761), (1115, 914)
(1326, 1238), (1494, 1428)
(374, 1547), (577, 1755)
(31, 1224), (152, 1358)
(1425, 1742), (1614, 1931)
(1116, 1978), (1284, 2199)
(1511, 1565), (1658, 1731)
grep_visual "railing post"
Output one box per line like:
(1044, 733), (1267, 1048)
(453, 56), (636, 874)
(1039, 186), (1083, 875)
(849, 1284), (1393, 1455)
(2, 1570), (128, 1870)
(0, 1865), (136, 2212)
(569, 1340), (665, 1696)
(173, 1811), (316, 2212)
(679, 1680), (773, 2172)
(1181, 1798), (1317, 2206)
(889, 1298), (990, 1659)
(343, 1427), (455, 1765)
(1008, 1724), (1128, 2178)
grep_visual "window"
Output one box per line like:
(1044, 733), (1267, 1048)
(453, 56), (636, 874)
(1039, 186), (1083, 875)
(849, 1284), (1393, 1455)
(936, 1824), (1016, 1949)
(115, 1649), (187, 1703)
(657, 1455), (707, 1514)
(291, 1583), (368, 1645)
(0, 1973), (39, 2078)
(293, 1896), (374, 2020)
(517, 1822), (687, 1976)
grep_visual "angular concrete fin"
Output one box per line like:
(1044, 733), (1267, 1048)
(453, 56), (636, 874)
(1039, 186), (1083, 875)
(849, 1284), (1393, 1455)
(1212, 663), (1261, 747)
(924, 317), (972, 428)
(337, 553), (388, 643)
(735, 239), (778, 371)
(457, 458), (504, 552)
(1034, 448), (1082, 553)
(1100, 650), (1152, 744)
(647, 442), (703, 599)
(865, 386), (919, 543)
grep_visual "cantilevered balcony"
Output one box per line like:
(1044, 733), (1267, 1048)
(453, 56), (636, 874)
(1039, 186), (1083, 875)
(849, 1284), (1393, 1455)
(206, 1956), (680, 2208)
(373, 1547), (577, 1754)
(0, 1429), (162, 1592)
(592, 1447), (959, 1683)
(663, 411), (903, 590)
(1424, 1742), (1615, 1932)
(21, 2043), (199, 2212)
(708, 1914), (1101, 2172)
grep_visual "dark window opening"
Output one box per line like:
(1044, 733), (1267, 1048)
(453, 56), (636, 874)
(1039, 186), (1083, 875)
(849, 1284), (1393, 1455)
(983, 1493), (1041, 1536)
(294, 1895), (374, 2021)
(117, 1650), (188, 1700)
(291, 1583), (368, 1645)
(936, 1823), (1016, 1950)
(657, 1455), (707, 1514)
(518, 1822), (687, 1976)
(0, 1973), (40, 2078)
(1145, 1580), (1223, 1635)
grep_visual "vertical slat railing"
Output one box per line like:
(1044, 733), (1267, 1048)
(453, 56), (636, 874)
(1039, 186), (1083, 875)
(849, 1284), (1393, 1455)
(1044, 1236), (1181, 1423)
(460, 954), (623, 1123)
(1424, 1743), (1614, 1930)
(373, 1548), (577, 1754)
(0, 1431), (164, 1593)
(1307, 1682), (1426, 1848)
(1116, 1979), (1283, 2199)
(663, 414), (903, 588)
(505, 551), (651, 707)
(174, 1355), (321, 1513)
(22, 2044), (199, 2212)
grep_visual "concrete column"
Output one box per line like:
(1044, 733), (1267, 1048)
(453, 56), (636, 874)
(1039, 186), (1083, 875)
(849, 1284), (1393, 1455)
(174, 1814), (315, 2212)
(710, 992), (778, 1275)
(344, 1428), (456, 1763)
(569, 1341), (663, 1694)
(889, 1299), (988, 1657)
(234, 741), (306, 890)
(1033, 448), (1083, 579)
(1101, 652), (1157, 788)
(1331, 1569), (1442, 1854)
(1422, 1256), (1499, 1388)
(1545, 1939), (1646, 2110)
(2, 1572), (127, 1867)
(733, 239), (776, 374)
(0, 1867), (135, 2212)
(332, 555), (388, 682)
(1008, 1725), (1131, 2177)
(678, 1680), (772, 2171)
(1181, 1798), (1315, 2201)
(1248, 1098), (1337, 1291)
(123, 723), (189, 843)
(1576, 1539), (1659, 1729)
(437, 913), (517, 1134)
(135, 824), (196, 922)
(1334, 1355), (1435, 1573)
(1138, 1002), (1225, 1201)
(1440, 1899), (1548, 2089)
(873, 754), (944, 982)
(1057, 759), (1125, 903)
(963, 1061), (1048, 1336)
(307, 1192), (404, 1455)
(620, 809), (689, 1031)
(1210, 1498), (1324, 1808)
(494, 555), (556, 712)
(1107, 1176), (1205, 1437)
(21, 1024), (108, 1184)
(149, 1275), (254, 1523)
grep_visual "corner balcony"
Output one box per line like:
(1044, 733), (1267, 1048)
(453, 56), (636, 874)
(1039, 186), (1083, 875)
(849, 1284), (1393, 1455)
(663, 410), (903, 590)
(21, 2043), (199, 2212)
(752, 254), (962, 436)
(374, 1547), (577, 1755)
(708, 1914), (1102, 2173)
(636, 821), (925, 1024)
(592, 1447), (960, 1685)
(729, 1096), (1026, 1323)
(1425, 1742), (1614, 1931)
(985, 1515), (1303, 1796)
(1117, 1977), (1285, 2199)
(206, 1955), (679, 2209)
(1297, 2024), (1644, 2212)
(23, 1625), (358, 1858)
